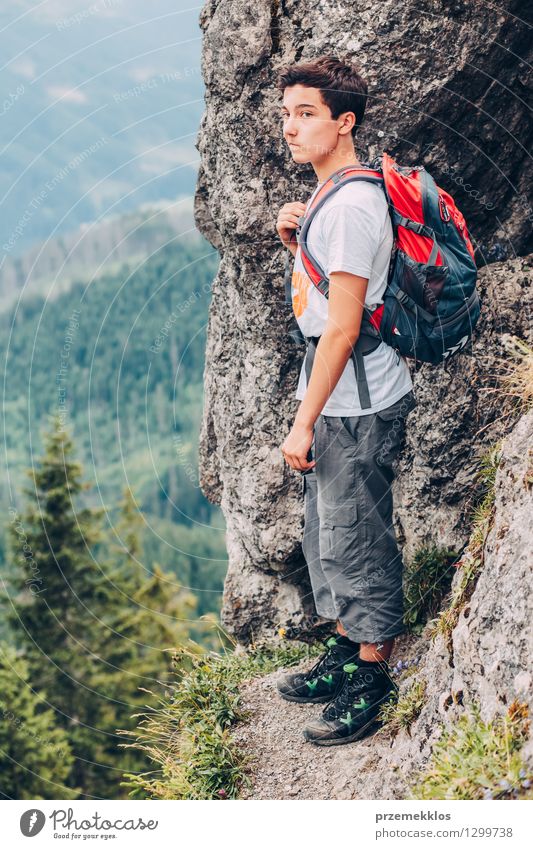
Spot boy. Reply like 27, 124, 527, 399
275, 55, 416, 745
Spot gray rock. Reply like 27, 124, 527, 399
356, 409, 533, 798
195, 0, 533, 642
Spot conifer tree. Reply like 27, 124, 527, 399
7, 416, 194, 798
0, 643, 76, 800
97, 486, 198, 779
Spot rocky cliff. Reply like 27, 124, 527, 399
195, 0, 532, 644
230, 405, 533, 799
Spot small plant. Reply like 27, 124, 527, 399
403, 545, 459, 633
390, 656, 421, 679
411, 701, 532, 800
119, 639, 317, 800
427, 554, 482, 644
379, 679, 426, 736
468, 442, 502, 557
498, 335, 533, 412
478, 334, 533, 420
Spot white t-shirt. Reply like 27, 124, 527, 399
292, 177, 413, 415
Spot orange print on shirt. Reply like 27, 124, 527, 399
292, 270, 311, 319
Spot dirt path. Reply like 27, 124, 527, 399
231, 635, 419, 799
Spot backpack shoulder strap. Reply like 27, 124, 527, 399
298, 165, 385, 298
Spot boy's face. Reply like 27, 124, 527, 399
281, 84, 353, 166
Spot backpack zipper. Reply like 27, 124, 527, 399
434, 288, 479, 328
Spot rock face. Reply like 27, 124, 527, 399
194, 0, 533, 642
230, 408, 533, 800
358, 407, 533, 799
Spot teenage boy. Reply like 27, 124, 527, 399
275, 55, 416, 745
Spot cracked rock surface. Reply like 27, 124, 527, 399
194, 0, 533, 644
231, 411, 533, 798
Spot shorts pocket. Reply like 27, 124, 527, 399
318, 497, 360, 562
322, 414, 359, 447
319, 496, 358, 529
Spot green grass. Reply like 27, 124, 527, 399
119, 638, 319, 800
411, 701, 533, 800
379, 679, 427, 736
403, 545, 459, 634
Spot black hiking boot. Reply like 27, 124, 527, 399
302, 659, 398, 745
276, 635, 360, 704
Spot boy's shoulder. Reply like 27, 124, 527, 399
324, 178, 386, 211
315, 180, 388, 228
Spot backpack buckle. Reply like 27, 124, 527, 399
392, 212, 433, 238
410, 221, 434, 237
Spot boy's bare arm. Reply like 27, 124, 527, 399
294, 270, 368, 428
281, 270, 368, 471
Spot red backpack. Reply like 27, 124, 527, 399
285, 151, 480, 408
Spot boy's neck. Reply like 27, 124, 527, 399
313, 149, 363, 185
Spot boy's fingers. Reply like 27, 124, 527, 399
280, 214, 300, 227
282, 202, 306, 215
284, 452, 315, 472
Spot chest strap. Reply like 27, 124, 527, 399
304, 329, 382, 410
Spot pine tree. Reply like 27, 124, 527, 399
8, 415, 120, 794
7, 416, 194, 798
97, 486, 199, 779
0, 643, 77, 800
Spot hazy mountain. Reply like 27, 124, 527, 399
0, 0, 204, 257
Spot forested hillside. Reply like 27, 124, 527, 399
0, 0, 228, 804
1, 233, 226, 629
0, 229, 228, 798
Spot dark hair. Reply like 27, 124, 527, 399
277, 54, 368, 138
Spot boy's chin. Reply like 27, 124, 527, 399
289, 147, 311, 162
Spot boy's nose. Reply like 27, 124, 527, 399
283, 116, 298, 135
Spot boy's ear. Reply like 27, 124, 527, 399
338, 112, 356, 135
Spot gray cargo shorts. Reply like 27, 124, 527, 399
301, 389, 417, 644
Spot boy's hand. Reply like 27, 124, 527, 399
276, 201, 307, 250
281, 421, 316, 473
